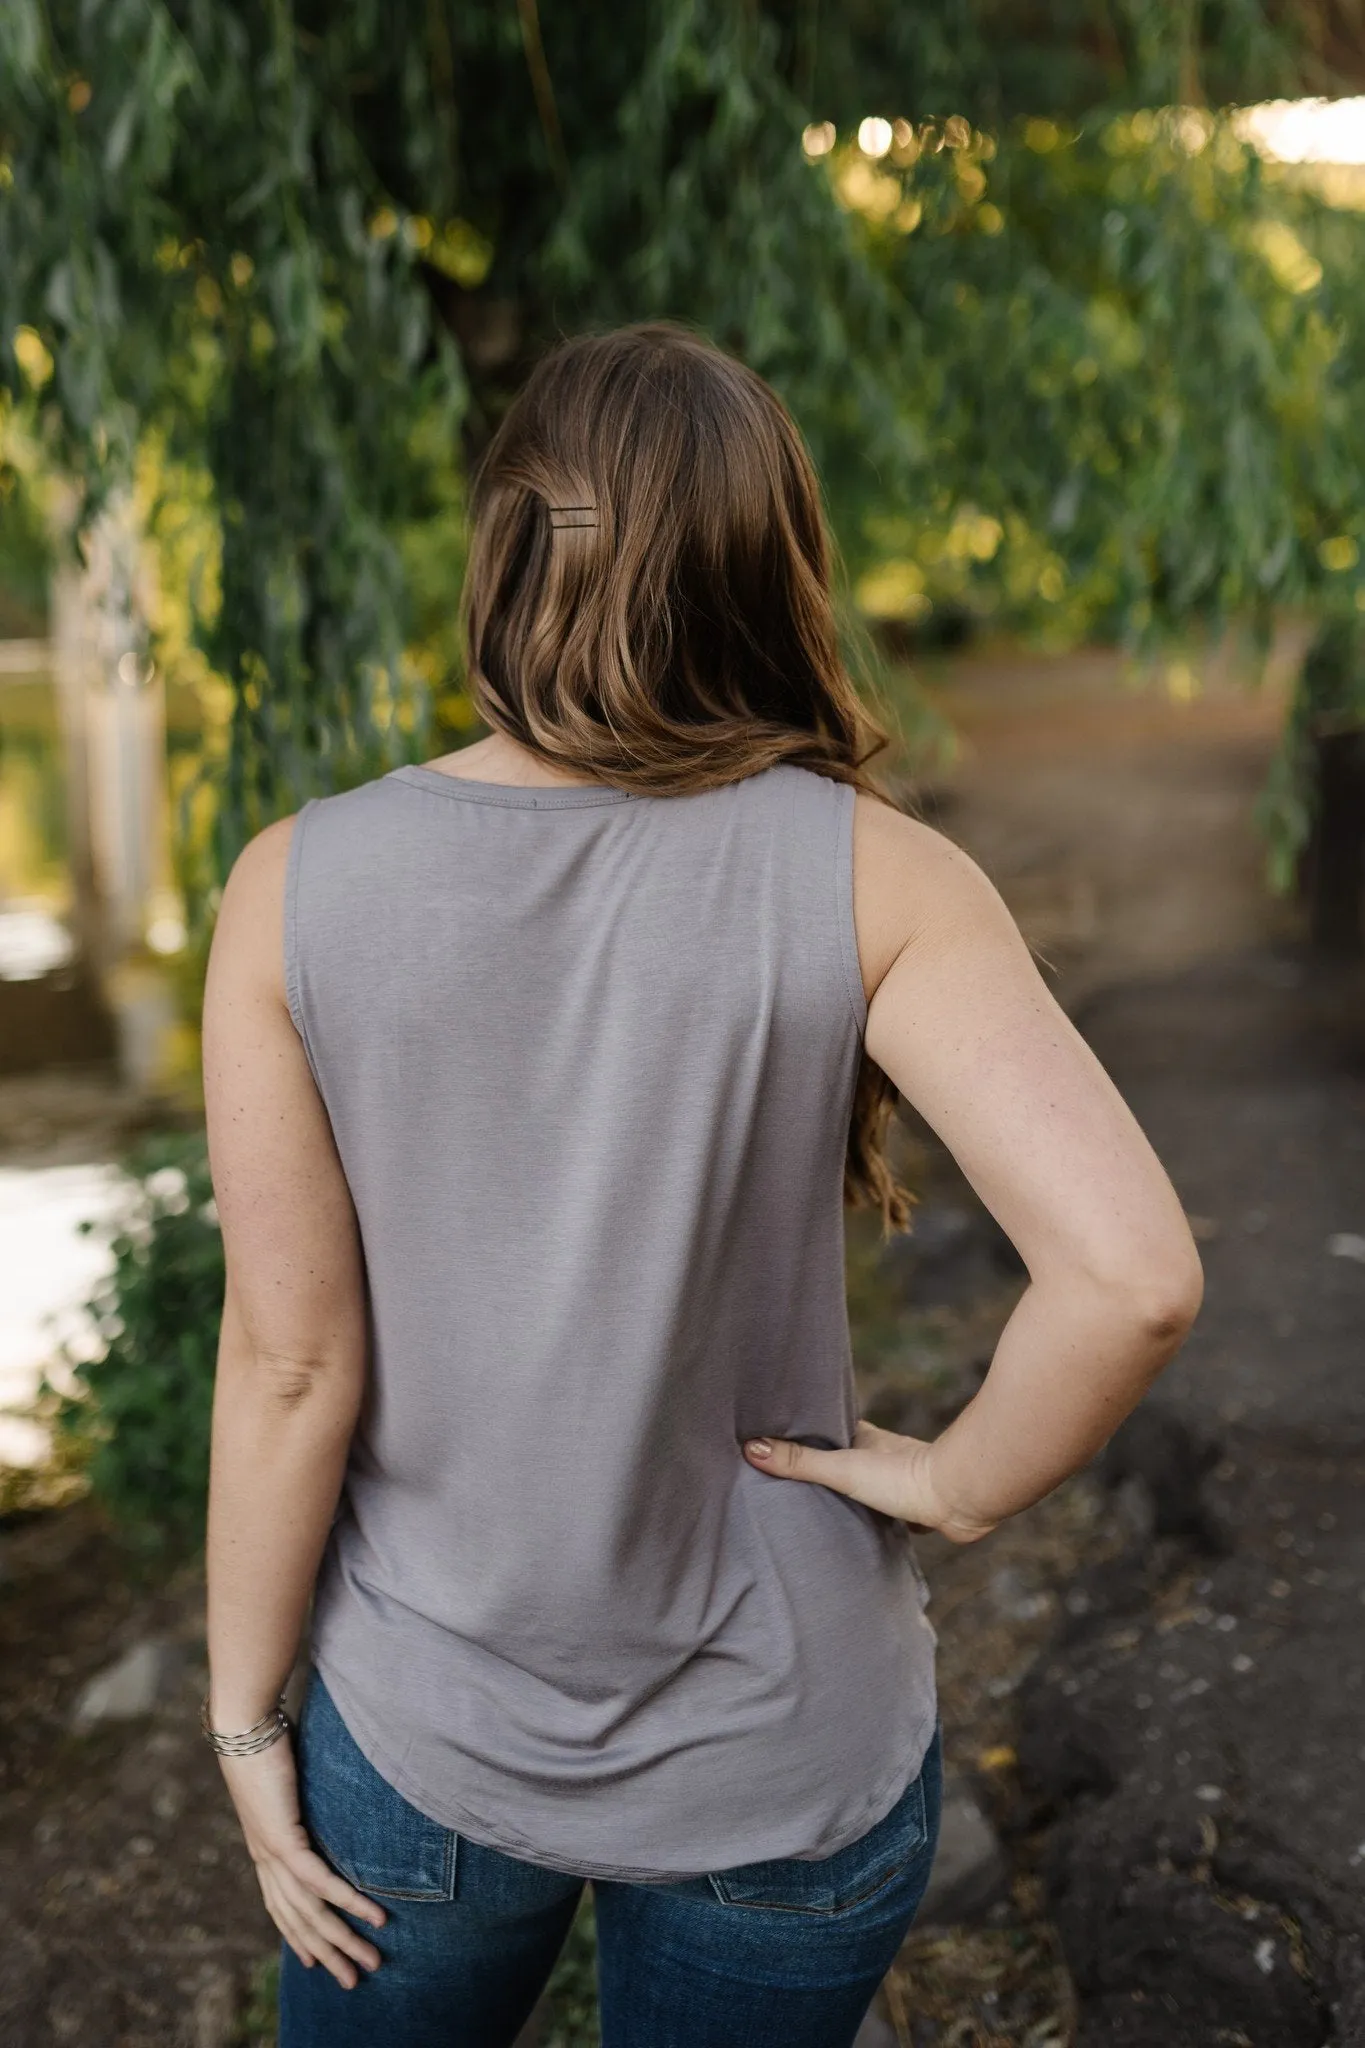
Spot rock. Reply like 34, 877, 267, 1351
1043, 1793, 1330, 2048
1017, 1434, 1365, 2043
1094, 1401, 1224, 1552
917, 1782, 1009, 1924
989, 1564, 1051, 1622
152, 1778, 184, 1821
189, 1962, 237, 2048
852, 2000, 899, 2047
70, 1638, 182, 1733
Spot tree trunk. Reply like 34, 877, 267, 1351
1303, 728, 1365, 955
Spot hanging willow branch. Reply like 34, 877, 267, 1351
517, 0, 570, 191
1, 0, 1364, 889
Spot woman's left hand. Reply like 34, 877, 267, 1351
743, 1418, 997, 1544
217, 1735, 388, 1990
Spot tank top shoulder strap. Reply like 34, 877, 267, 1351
751, 764, 867, 1037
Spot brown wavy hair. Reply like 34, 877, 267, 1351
463, 321, 910, 1230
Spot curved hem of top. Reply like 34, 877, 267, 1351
311, 1648, 940, 1887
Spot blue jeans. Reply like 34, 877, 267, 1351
280, 1666, 942, 2048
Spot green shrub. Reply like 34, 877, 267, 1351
540, 1894, 601, 2047
47, 1130, 224, 1556
231, 1954, 279, 2046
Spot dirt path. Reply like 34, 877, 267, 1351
919, 643, 1365, 2045
912, 640, 1301, 1006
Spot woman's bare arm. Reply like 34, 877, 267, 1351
744, 795, 1204, 1538
202, 817, 385, 1987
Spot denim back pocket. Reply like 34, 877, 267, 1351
296, 1667, 458, 1902
708, 1758, 931, 1915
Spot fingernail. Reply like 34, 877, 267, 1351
746, 1438, 773, 1459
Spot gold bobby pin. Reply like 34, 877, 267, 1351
548, 506, 597, 529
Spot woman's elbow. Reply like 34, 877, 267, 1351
1121, 1241, 1205, 1349
1064, 1234, 1204, 1349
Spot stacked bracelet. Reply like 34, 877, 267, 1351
200, 1692, 291, 1756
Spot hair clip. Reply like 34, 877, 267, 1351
548, 505, 597, 529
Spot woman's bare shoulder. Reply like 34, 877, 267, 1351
207, 814, 299, 1003
852, 790, 1019, 1005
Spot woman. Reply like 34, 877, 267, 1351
201, 323, 1203, 2048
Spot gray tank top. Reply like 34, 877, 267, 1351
286, 759, 937, 1882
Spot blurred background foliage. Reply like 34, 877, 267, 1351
2, 0, 1365, 890
42, 1132, 224, 1556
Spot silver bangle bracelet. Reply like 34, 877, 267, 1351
200, 1692, 291, 1756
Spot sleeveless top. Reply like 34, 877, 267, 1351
286, 759, 937, 1882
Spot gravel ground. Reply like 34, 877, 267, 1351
0, 1504, 276, 2047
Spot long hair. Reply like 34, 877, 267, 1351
463, 322, 910, 1230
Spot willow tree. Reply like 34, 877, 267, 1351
2, 0, 1363, 923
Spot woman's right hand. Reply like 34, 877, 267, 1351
743, 1419, 998, 1543
217, 1732, 387, 1989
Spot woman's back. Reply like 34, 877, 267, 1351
289, 757, 936, 1879
202, 326, 1200, 2035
